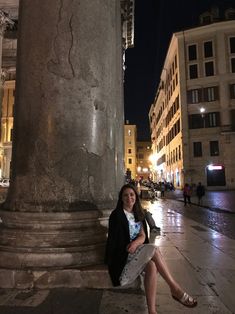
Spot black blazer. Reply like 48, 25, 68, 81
105, 208, 149, 286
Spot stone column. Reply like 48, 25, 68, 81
0, 0, 124, 271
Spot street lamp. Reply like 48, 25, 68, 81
200, 107, 205, 115
200, 107, 205, 127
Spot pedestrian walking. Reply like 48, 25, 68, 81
196, 182, 205, 205
160, 182, 165, 197
183, 183, 191, 206
105, 184, 197, 314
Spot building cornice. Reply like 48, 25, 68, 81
175, 19, 235, 39
121, 0, 135, 49
0, 9, 14, 35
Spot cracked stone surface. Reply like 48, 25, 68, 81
3, 0, 124, 212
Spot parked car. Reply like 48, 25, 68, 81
0, 178, 10, 187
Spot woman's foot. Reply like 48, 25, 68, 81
172, 292, 197, 308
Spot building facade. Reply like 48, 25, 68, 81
0, 6, 17, 179
124, 123, 137, 180
149, 11, 235, 190
136, 141, 152, 180
0, 79, 15, 178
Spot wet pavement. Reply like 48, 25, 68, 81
163, 190, 235, 240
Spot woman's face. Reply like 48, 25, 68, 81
122, 188, 136, 211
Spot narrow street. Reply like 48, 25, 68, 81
143, 189, 235, 240
154, 198, 235, 240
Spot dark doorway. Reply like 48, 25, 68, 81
206, 166, 226, 186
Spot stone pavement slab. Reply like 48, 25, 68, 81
0, 288, 103, 314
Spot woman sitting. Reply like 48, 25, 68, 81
105, 183, 197, 314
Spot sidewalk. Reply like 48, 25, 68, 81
166, 189, 235, 213
0, 199, 235, 313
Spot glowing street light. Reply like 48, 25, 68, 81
200, 107, 206, 127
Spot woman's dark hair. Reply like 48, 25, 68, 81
115, 184, 145, 221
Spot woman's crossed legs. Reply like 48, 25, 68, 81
144, 247, 197, 314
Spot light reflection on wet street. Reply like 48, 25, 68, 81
143, 198, 235, 240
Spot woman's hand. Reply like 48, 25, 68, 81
126, 226, 146, 254
126, 241, 138, 254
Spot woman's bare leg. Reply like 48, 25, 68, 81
144, 260, 158, 314
151, 248, 183, 297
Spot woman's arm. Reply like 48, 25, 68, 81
126, 226, 146, 254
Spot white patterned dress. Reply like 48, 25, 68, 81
119, 210, 156, 286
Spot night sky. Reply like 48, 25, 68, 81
124, 0, 235, 140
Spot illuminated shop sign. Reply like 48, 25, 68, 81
207, 165, 223, 171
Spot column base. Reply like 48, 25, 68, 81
0, 265, 112, 289
0, 210, 109, 269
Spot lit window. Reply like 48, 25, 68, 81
207, 112, 220, 127
128, 129, 131, 136
192, 89, 199, 103
204, 86, 218, 102
188, 89, 200, 104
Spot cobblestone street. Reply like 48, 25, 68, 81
160, 198, 235, 240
